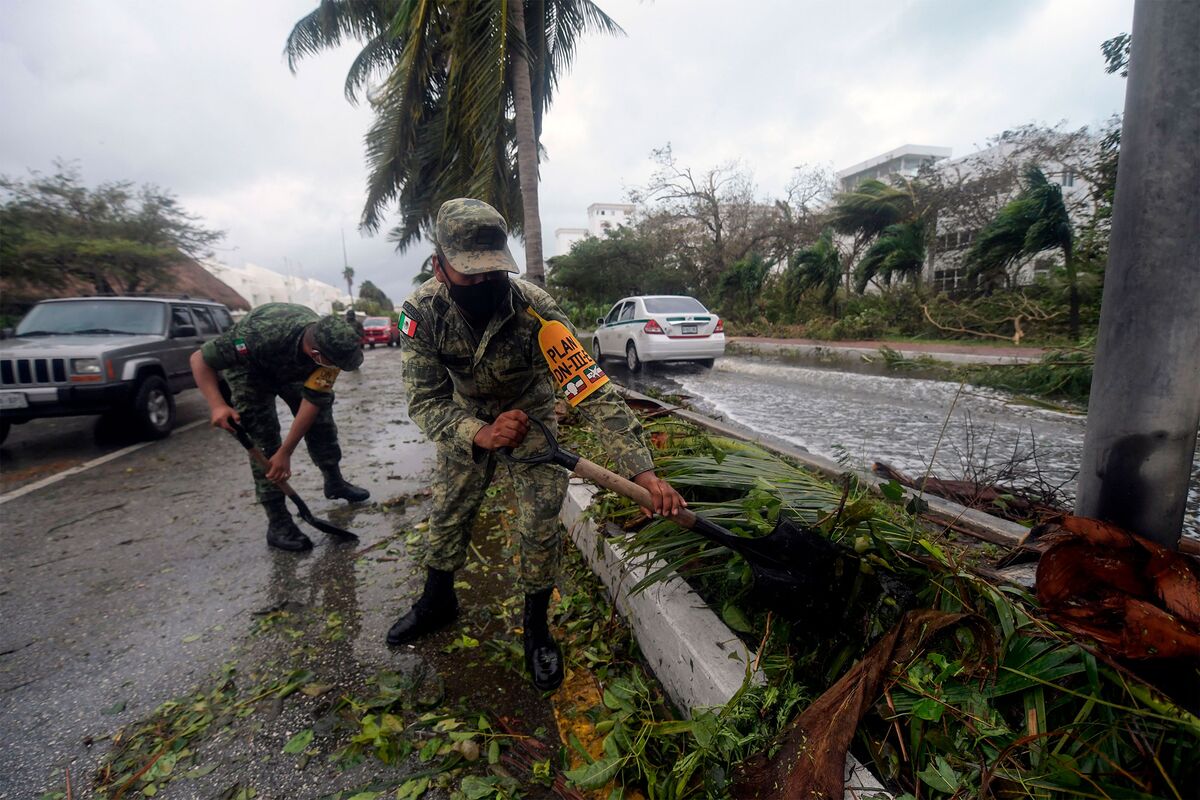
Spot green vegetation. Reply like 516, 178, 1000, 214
562, 413, 1199, 799
285, 0, 623, 283
0, 162, 223, 295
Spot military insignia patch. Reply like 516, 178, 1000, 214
234, 338, 248, 358
398, 312, 417, 337
564, 375, 587, 398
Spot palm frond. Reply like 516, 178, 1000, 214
854, 220, 926, 293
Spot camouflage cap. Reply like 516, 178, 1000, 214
435, 198, 520, 275
312, 316, 364, 371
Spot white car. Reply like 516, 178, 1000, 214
592, 295, 725, 371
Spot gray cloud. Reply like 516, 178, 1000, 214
1, 0, 1132, 306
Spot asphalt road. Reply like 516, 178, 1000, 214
0, 347, 439, 797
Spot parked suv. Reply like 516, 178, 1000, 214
362, 316, 399, 348
0, 296, 235, 444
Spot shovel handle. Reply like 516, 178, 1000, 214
500, 417, 739, 546
227, 420, 299, 498
571, 455, 699, 529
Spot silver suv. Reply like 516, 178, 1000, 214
0, 296, 235, 443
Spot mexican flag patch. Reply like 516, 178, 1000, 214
234, 338, 248, 357
398, 312, 418, 337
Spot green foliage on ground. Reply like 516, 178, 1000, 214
563, 415, 1199, 799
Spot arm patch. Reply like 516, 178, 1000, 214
304, 366, 340, 393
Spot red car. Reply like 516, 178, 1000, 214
362, 316, 399, 348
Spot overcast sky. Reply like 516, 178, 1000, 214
1, 0, 1132, 306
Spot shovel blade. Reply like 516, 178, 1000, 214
741, 518, 858, 623
289, 495, 358, 540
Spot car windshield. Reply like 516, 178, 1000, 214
364, 317, 389, 327
16, 300, 165, 336
642, 297, 707, 314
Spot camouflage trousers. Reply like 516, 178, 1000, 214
226, 374, 342, 505
425, 438, 569, 593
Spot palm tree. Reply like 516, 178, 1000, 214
829, 178, 927, 292
787, 228, 841, 308
343, 265, 355, 304
286, 0, 622, 285
854, 220, 926, 293
966, 165, 1078, 338
412, 254, 434, 285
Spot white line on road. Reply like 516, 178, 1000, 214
0, 419, 207, 506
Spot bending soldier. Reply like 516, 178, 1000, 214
189, 304, 371, 552
389, 198, 686, 692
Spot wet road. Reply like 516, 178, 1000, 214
0, 348, 434, 796
606, 353, 1200, 536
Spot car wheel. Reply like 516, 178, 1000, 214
0, 420, 9, 445
592, 338, 603, 362
696, 358, 715, 368
626, 342, 642, 372
369, 343, 376, 350
130, 375, 175, 440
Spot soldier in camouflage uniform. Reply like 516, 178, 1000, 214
389, 198, 686, 692
189, 304, 371, 552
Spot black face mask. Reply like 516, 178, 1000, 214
448, 277, 511, 321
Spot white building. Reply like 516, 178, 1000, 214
834, 137, 1095, 292
200, 261, 350, 314
836, 144, 953, 192
553, 202, 635, 256
924, 140, 1095, 292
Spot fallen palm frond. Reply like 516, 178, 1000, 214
561, 413, 1200, 799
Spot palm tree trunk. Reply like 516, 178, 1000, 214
1064, 243, 1080, 341
510, 1, 545, 286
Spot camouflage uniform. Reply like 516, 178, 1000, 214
201, 303, 349, 504
400, 278, 653, 591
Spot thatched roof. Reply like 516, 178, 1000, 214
1, 257, 250, 311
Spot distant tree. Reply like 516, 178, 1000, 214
357, 279, 393, 310
966, 165, 1079, 339
716, 254, 770, 321
787, 228, 842, 309
548, 226, 689, 305
854, 220, 927, 293
629, 144, 779, 293
342, 265, 355, 304
0, 163, 223, 293
830, 178, 929, 293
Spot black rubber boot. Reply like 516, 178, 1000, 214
322, 466, 370, 502
523, 587, 563, 692
264, 499, 313, 552
386, 568, 459, 645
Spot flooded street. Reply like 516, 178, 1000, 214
608, 352, 1200, 537
0, 349, 559, 797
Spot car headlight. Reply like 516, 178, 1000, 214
71, 358, 102, 374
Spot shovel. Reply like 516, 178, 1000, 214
504, 419, 856, 619
227, 419, 358, 540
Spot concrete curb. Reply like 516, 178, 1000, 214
729, 338, 1041, 367
559, 480, 892, 799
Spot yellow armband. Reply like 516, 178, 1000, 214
304, 366, 341, 393
527, 307, 609, 406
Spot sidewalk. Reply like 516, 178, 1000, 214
728, 336, 1046, 366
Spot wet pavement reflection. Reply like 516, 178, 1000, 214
604, 352, 1199, 536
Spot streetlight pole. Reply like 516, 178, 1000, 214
1076, 0, 1200, 548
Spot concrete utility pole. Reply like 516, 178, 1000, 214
1076, 0, 1200, 548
